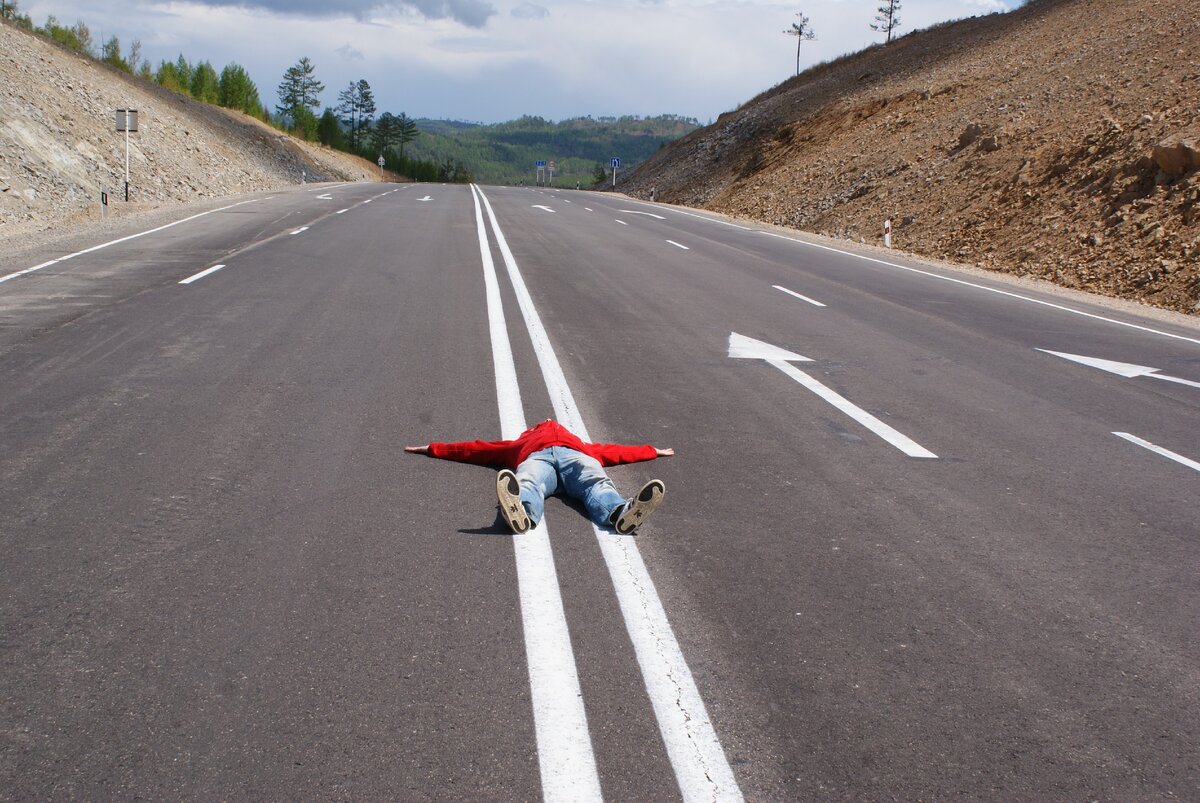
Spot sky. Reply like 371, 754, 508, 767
22, 0, 1020, 124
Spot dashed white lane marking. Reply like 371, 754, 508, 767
476, 185, 743, 803
1113, 432, 1200, 473
179, 264, 226, 284
584, 207, 594, 212
615, 219, 627, 225
0, 199, 258, 286
363, 199, 372, 204
289, 227, 309, 235
532, 205, 556, 213
336, 209, 349, 214
758, 231, 1200, 347
666, 240, 690, 250
469, 185, 602, 802
774, 285, 827, 307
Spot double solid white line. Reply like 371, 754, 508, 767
470, 185, 742, 802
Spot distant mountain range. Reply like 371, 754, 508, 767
405, 115, 700, 186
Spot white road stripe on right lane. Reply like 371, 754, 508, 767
774, 285, 826, 307
1113, 432, 1200, 473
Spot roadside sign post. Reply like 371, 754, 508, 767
377, 154, 385, 178
536, 160, 546, 186
115, 108, 138, 202
548, 160, 555, 187
611, 157, 621, 188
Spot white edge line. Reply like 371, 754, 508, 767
773, 285, 827, 307
758, 230, 1200, 347
666, 240, 690, 251
1113, 432, 1200, 472
179, 264, 227, 285
768, 359, 937, 458
469, 185, 602, 802
0, 199, 258, 285
476, 185, 743, 803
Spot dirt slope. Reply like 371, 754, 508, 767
0, 20, 381, 241
624, 0, 1200, 315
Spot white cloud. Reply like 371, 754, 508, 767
23, 0, 1022, 123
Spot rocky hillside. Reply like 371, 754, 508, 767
623, 0, 1200, 315
0, 20, 381, 242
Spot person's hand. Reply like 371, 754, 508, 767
656, 447, 675, 457
405, 445, 430, 455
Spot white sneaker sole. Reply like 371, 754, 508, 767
615, 479, 665, 534
496, 470, 530, 534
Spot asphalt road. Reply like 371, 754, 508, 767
1, 182, 1197, 800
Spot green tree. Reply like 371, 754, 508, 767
373, 111, 397, 155
101, 36, 131, 72
317, 107, 346, 149
336, 79, 376, 152
291, 105, 319, 141
395, 112, 419, 160
0, 1, 18, 20
218, 63, 262, 116
155, 58, 186, 93
277, 56, 324, 119
190, 61, 220, 103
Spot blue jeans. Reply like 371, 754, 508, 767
515, 447, 626, 527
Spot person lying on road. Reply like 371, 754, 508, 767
405, 419, 673, 534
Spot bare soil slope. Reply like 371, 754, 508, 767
0, 20, 381, 241
624, 0, 1200, 315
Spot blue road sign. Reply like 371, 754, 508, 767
610, 158, 621, 168
536, 160, 547, 167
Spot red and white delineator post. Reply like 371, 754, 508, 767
884, 219, 892, 248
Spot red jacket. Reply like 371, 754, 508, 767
427, 419, 658, 469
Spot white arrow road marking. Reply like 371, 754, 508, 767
289, 227, 308, 235
476, 185, 743, 803
179, 264, 226, 284
620, 210, 666, 219
532, 205, 556, 213
774, 285, 827, 307
470, 186, 601, 801
316, 193, 333, 199
1113, 432, 1200, 473
666, 240, 690, 250
728, 332, 811, 361
417, 195, 433, 202
729, 332, 937, 458
1038, 350, 1200, 389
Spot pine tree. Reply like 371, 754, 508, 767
276, 57, 324, 119
218, 63, 262, 116
870, 0, 901, 43
190, 61, 220, 104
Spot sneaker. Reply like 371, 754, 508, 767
614, 479, 666, 534
496, 469, 530, 534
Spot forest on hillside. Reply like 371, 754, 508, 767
406, 115, 700, 186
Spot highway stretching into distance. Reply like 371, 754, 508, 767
1, 182, 1197, 800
